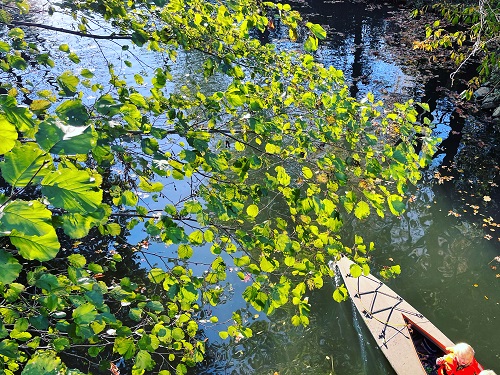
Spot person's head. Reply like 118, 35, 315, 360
453, 343, 475, 366
479, 371, 497, 375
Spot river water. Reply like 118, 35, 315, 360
14, 0, 500, 374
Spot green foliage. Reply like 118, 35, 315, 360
413, 0, 500, 93
0, 0, 438, 372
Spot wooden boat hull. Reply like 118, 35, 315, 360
333, 256, 455, 375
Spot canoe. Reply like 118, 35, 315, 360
333, 256, 456, 375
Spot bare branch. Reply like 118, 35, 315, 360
10, 20, 132, 40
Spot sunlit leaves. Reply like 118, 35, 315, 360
246, 204, 259, 218
114, 337, 136, 359
388, 195, 406, 216
21, 351, 62, 375
304, 36, 319, 52
0, 143, 52, 187
380, 264, 401, 279
354, 201, 370, 220
0, 116, 17, 154
41, 168, 102, 213
36, 118, 96, 155
57, 71, 80, 96
139, 177, 163, 192
0, 250, 22, 284
178, 244, 193, 259
333, 285, 348, 303
306, 22, 326, 39
0, 200, 60, 261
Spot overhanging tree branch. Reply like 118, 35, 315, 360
10, 20, 132, 40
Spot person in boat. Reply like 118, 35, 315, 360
436, 343, 484, 375
479, 371, 497, 375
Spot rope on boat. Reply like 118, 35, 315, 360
344, 267, 425, 346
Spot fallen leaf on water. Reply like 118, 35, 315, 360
496, 274, 500, 278
484, 296, 489, 300
473, 284, 479, 287
483, 195, 491, 202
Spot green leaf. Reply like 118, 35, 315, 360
30, 99, 52, 112
22, 351, 62, 374
36, 118, 96, 155
135, 350, 155, 371
0, 116, 18, 154
226, 89, 245, 107
0, 143, 52, 187
57, 71, 80, 96
246, 204, 259, 218
72, 303, 98, 324
388, 195, 406, 215
0, 339, 18, 358
304, 36, 318, 52
146, 300, 164, 312
188, 230, 203, 245
0, 250, 22, 284
172, 327, 185, 341
114, 337, 137, 359
219, 331, 228, 339
41, 168, 102, 213
52, 337, 70, 351
129, 307, 143, 322
129, 93, 148, 108
0, 200, 60, 261
333, 285, 348, 302
9, 230, 61, 261
67, 253, 86, 268
306, 22, 327, 39
80, 69, 94, 78
349, 263, 362, 278
61, 212, 101, 239
0, 95, 36, 134
55, 99, 89, 125
139, 176, 164, 192
354, 201, 370, 220
178, 244, 193, 259
302, 166, 313, 179
260, 256, 277, 272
